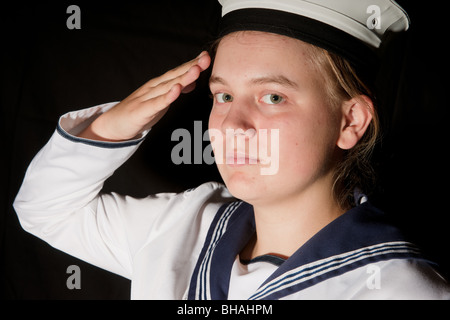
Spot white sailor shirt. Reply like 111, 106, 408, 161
13, 103, 450, 300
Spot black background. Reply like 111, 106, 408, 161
1, 1, 449, 299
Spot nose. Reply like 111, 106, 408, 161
220, 100, 256, 137
219, 100, 258, 161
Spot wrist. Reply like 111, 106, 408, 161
78, 114, 124, 142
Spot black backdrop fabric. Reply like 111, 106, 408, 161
1, 1, 449, 299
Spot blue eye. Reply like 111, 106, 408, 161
261, 94, 284, 105
215, 93, 234, 103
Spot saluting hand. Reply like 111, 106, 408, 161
79, 51, 211, 142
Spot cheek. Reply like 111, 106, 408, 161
277, 111, 339, 176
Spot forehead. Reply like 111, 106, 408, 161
220, 30, 298, 46
212, 31, 317, 81
217, 31, 309, 56
216, 31, 312, 57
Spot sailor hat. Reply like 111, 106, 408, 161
218, 0, 410, 70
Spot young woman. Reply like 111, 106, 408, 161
14, 0, 450, 299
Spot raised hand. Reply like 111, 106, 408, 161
79, 51, 211, 142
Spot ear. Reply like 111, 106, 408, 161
336, 95, 374, 150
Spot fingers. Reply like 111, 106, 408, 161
113, 83, 182, 135
81, 52, 211, 142
137, 52, 210, 103
197, 52, 211, 71
144, 51, 210, 90
111, 52, 210, 138
137, 64, 202, 103
165, 83, 183, 106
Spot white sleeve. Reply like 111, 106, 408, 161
13, 102, 226, 280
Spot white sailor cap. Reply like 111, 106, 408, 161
218, 0, 410, 70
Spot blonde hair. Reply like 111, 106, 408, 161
304, 45, 380, 210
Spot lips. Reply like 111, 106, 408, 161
225, 152, 259, 165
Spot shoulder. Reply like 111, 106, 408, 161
363, 259, 450, 300
179, 182, 234, 211
155, 181, 234, 222
283, 258, 450, 300
105, 181, 234, 226
278, 200, 450, 300
338, 258, 450, 300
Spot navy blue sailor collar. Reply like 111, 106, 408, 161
188, 199, 423, 300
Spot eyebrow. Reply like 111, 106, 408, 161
209, 74, 299, 90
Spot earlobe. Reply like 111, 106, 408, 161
336, 95, 373, 150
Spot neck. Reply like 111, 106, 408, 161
241, 176, 345, 260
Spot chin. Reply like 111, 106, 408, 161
220, 168, 268, 204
